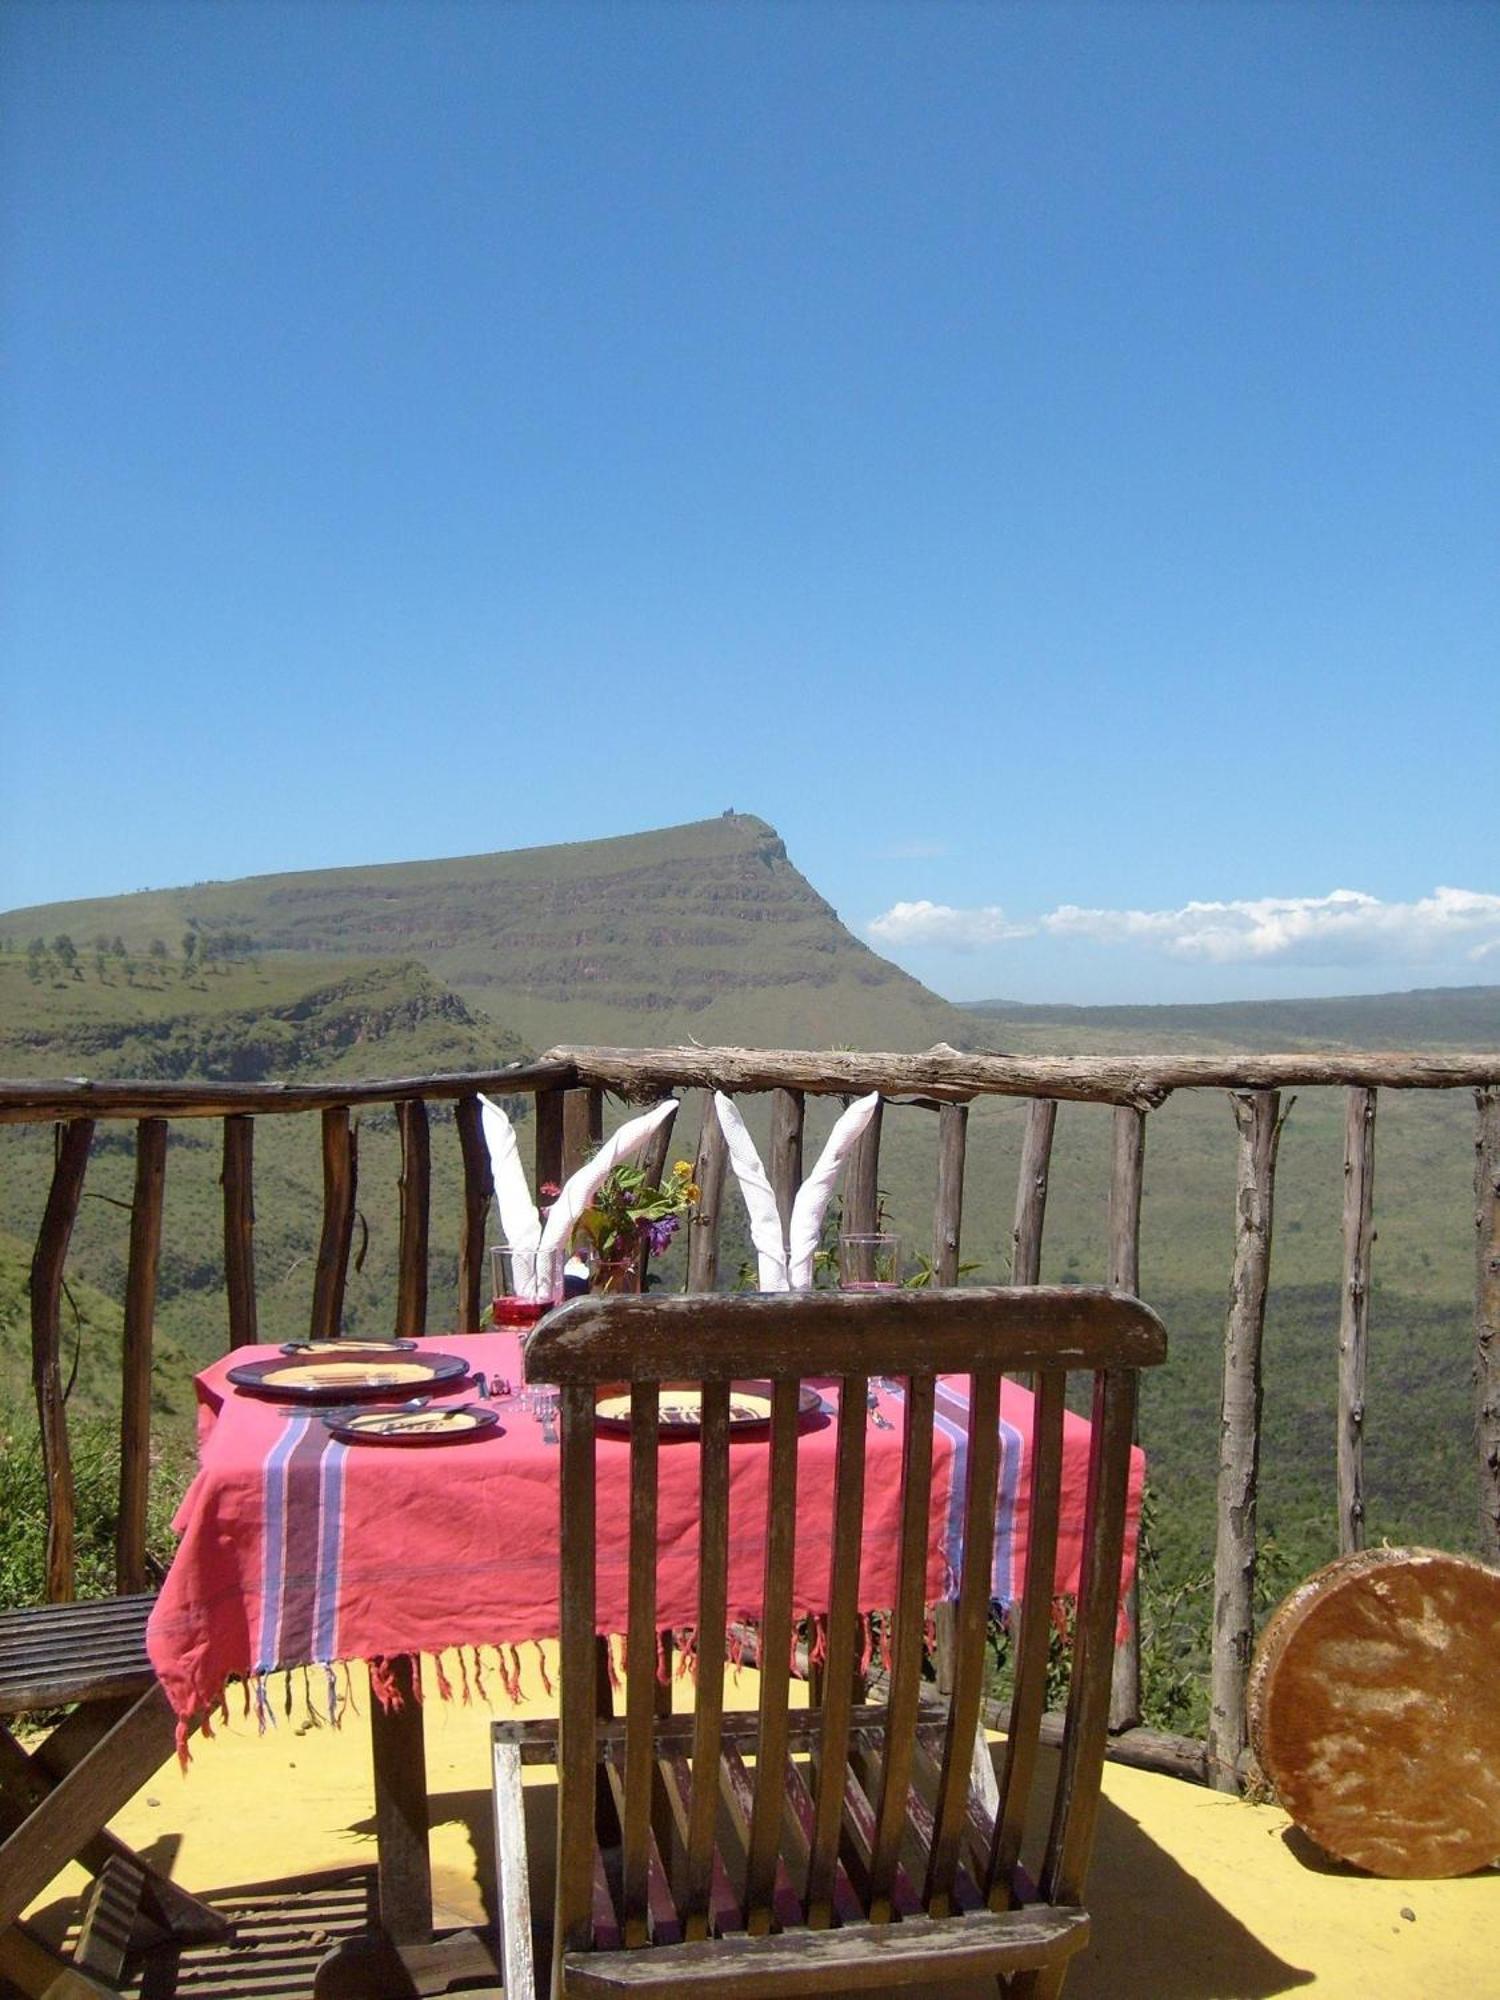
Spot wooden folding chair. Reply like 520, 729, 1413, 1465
492, 1285, 1165, 2000
0, 1594, 229, 1999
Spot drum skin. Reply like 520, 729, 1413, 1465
1248, 1547, 1500, 1878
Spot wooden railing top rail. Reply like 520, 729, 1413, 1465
2, 1041, 1498, 1125
0, 1059, 578, 1124
551, 1041, 1500, 1108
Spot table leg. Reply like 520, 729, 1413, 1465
369, 1655, 432, 1946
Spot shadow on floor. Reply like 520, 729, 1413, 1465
22, 1782, 1311, 2000
1068, 1791, 1314, 1999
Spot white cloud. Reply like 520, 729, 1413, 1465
866, 886, 1500, 965
1041, 887, 1500, 965
866, 900, 1032, 950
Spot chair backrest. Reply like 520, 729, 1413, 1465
524, 1285, 1165, 1968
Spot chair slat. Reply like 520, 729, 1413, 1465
743, 1376, 801, 1935
1038, 1368, 1139, 1909
986, 1367, 1066, 1908
805, 1375, 867, 1927
622, 1383, 661, 1946
661, 1752, 744, 1937
838, 1750, 922, 1918
605, 1764, 682, 1945
683, 1381, 731, 1940
867, 1371, 936, 1921
907, 1736, 985, 1913
783, 1755, 863, 1928
925, 1368, 1002, 1914
723, 1746, 803, 1933
556, 1382, 600, 1971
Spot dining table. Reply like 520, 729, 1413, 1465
146, 1328, 1144, 1970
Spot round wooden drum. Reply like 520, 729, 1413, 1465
1249, 1547, 1500, 1877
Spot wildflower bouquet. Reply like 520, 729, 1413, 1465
571, 1157, 700, 1274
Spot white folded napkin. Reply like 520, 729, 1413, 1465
537, 1100, 680, 1261
714, 1093, 790, 1292
479, 1095, 545, 1298
479, 1095, 677, 1298
714, 1090, 881, 1291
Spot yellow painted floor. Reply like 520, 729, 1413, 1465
22, 1655, 1498, 2000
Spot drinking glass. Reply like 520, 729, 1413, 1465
489, 1243, 565, 1329
838, 1233, 902, 1291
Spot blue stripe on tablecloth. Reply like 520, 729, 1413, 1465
255, 1415, 313, 1676
904, 1376, 1028, 1610
312, 1436, 349, 1664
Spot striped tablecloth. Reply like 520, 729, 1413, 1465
147, 1332, 1142, 1734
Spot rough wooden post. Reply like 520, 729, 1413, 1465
1108, 1104, 1147, 1730
563, 1086, 604, 1179
534, 1087, 565, 1197
30, 1119, 94, 1602
843, 1098, 884, 1238
1010, 1099, 1057, 1285
1208, 1089, 1284, 1791
117, 1118, 166, 1594
687, 1096, 729, 1293
221, 1115, 257, 1349
1475, 1087, 1500, 1562
455, 1094, 494, 1332
637, 1099, 679, 1288
932, 1102, 968, 1285
929, 1099, 971, 1692
769, 1088, 805, 1239
396, 1097, 431, 1337
1338, 1086, 1377, 1555
310, 1106, 357, 1341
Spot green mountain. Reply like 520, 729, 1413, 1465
958, 984, 1500, 1052
0, 814, 960, 1052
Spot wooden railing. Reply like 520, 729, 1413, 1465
4, 1040, 1498, 1794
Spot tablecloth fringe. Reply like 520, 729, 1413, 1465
171, 1599, 1071, 1769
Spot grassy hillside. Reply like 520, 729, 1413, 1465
958, 984, 1500, 1052
0, 952, 531, 1402
0, 815, 960, 1051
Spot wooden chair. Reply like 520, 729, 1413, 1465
0, 1595, 229, 1998
492, 1285, 1165, 2000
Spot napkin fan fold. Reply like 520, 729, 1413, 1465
714, 1090, 881, 1291
478, 1095, 678, 1299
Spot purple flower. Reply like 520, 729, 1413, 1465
645, 1216, 679, 1256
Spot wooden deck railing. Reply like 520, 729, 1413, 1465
4, 1041, 1498, 1794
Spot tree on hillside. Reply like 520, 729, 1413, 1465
51, 933, 80, 980
26, 937, 46, 983
181, 928, 198, 977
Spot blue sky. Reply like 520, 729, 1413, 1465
3, 0, 1496, 1004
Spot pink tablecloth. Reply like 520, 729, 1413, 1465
147, 1333, 1142, 1730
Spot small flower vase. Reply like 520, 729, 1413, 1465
591, 1255, 642, 1296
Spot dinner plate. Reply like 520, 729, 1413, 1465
279, 1338, 418, 1355
592, 1381, 824, 1438
226, 1350, 473, 1403
321, 1403, 500, 1445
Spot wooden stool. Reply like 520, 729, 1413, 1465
1249, 1547, 1500, 1878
